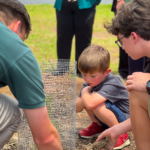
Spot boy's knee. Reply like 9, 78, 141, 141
76, 97, 85, 112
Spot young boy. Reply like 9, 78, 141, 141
76, 44, 130, 149
97, 0, 150, 150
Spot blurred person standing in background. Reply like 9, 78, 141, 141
53, 0, 101, 77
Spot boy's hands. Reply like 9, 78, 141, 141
81, 86, 107, 110
126, 72, 150, 92
82, 86, 92, 94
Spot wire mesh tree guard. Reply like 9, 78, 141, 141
4, 60, 77, 150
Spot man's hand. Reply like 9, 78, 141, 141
96, 127, 119, 150
126, 72, 150, 92
116, 0, 125, 10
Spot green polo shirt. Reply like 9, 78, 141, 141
0, 21, 46, 109
54, 0, 101, 11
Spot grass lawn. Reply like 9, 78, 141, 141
25, 4, 119, 75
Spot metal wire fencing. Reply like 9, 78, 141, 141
17, 60, 77, 150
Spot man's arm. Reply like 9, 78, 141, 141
23, 106, 62, 150
81, 86, 107, 110
96, 118, 132, 150
126, 72, 150, 93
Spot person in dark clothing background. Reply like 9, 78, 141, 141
53, 0, 101, 77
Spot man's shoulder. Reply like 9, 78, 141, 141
0, 21, 32, 81
0, 21, 30, 55
0, 21, 31, 65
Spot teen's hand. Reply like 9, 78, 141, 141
97, 119, 132, 150
116, 0, 125, 10
96, 127, 119, 150
126, 72, 150, 92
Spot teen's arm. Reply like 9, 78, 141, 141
116, 0, 125, 10
126, 72, 150, 93
81, 86, 107, 110
96, 118, 132, 150
23, 106, 62, 150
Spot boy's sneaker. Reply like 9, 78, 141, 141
79, 122, 105, 139
113, 133, 130, 149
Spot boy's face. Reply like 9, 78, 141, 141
117, 33, 144, 60
82, 70, 110, 87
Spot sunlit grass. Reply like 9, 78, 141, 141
25, 4, 119, 74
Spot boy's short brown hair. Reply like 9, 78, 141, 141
78, 44, 110, 74
0, 0, 31, 39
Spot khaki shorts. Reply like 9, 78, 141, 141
148, 98, 150, 118
0, 94, 22, 149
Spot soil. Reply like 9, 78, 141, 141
0, 78, 136, 150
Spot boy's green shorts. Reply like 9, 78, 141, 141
148, 98, 150, 118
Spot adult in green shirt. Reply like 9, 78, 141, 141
52, 0, 101, 77
0, 0, 62, 149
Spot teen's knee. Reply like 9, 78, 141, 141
129, 90, 149, 110
76, 97, 84, 112
129, 90, 139, 105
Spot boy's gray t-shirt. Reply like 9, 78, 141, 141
79, 73, 129, 119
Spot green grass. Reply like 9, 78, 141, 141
25, 4, 119, 75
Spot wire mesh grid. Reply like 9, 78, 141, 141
17, 60, 77, 150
